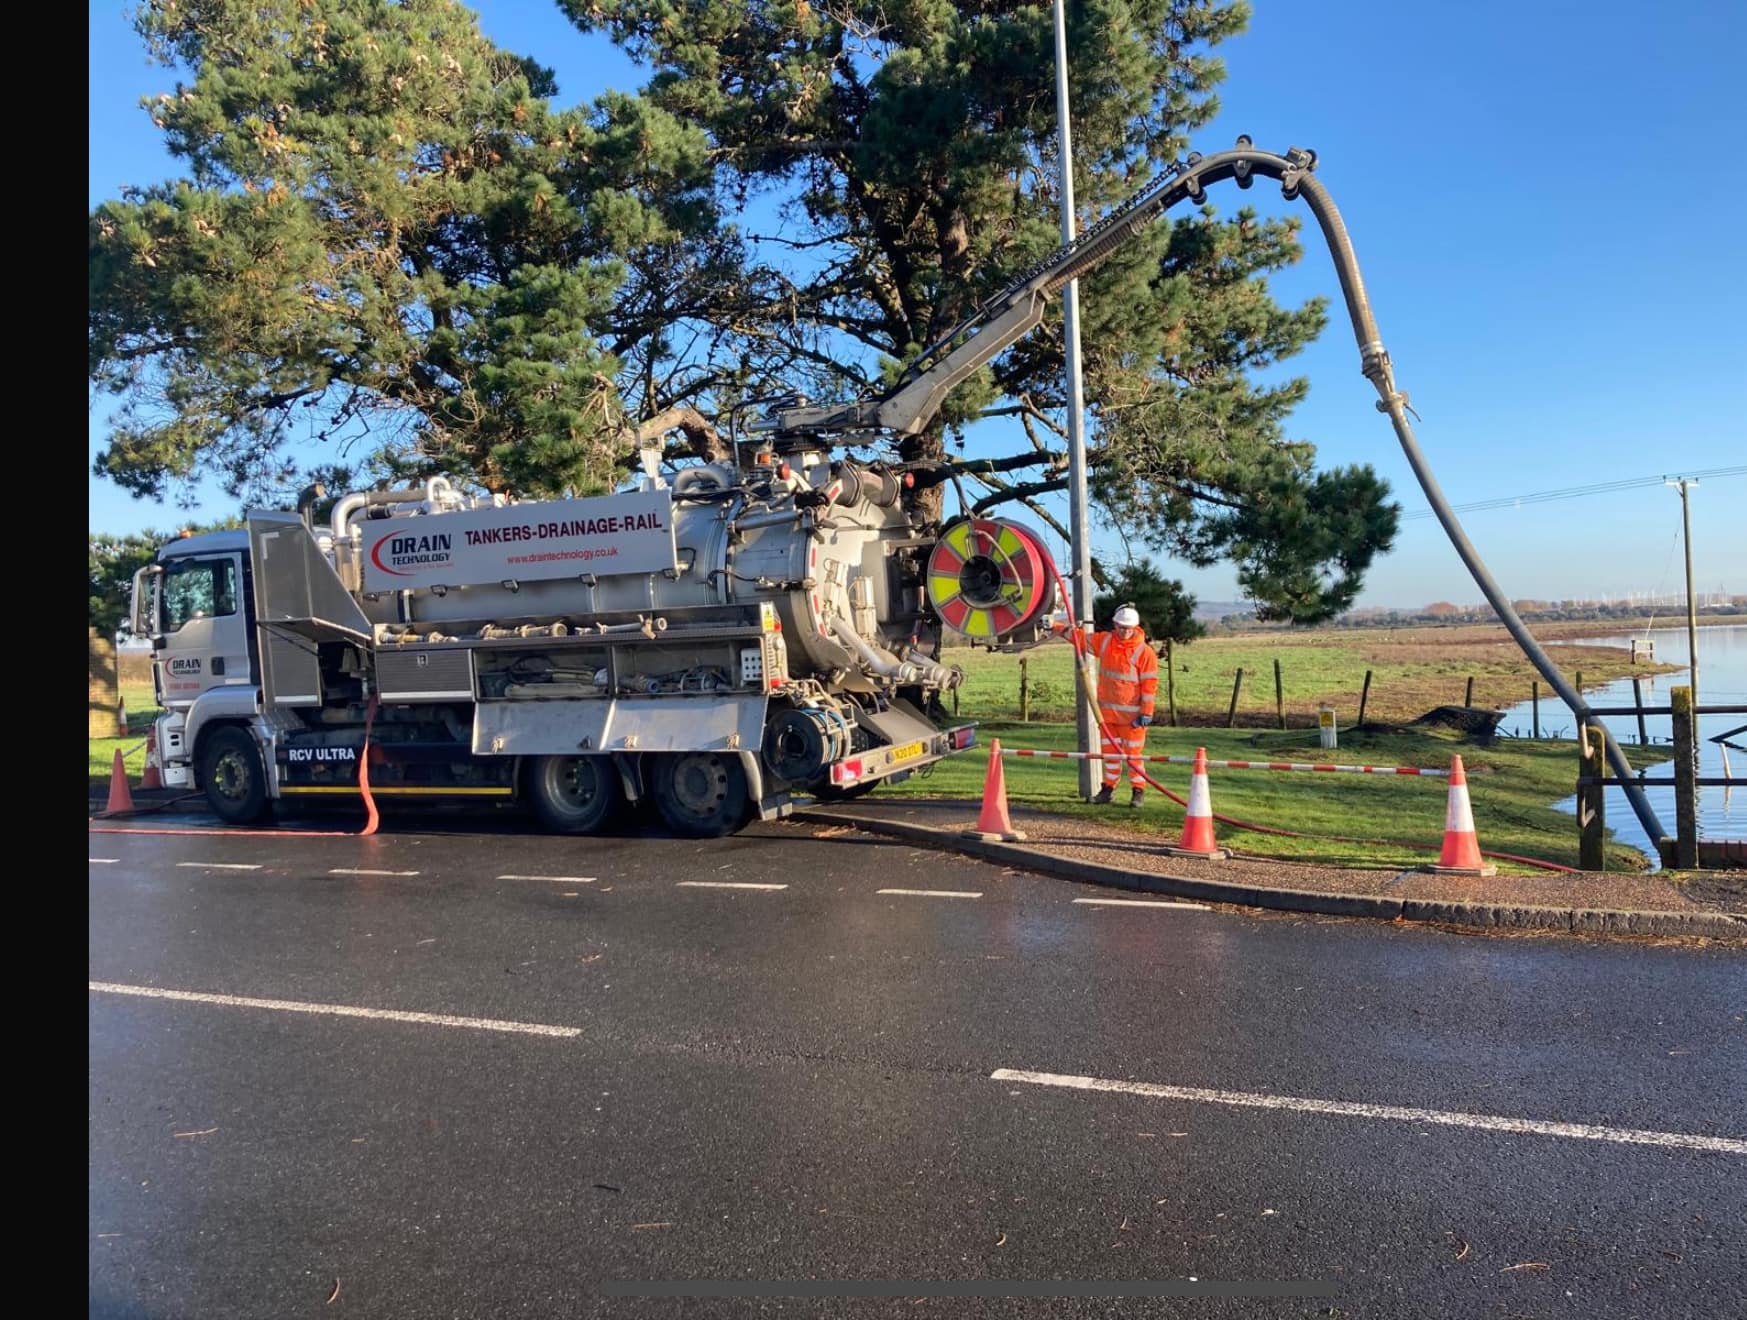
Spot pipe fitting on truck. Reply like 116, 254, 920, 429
829, 617, 958, 688
330, 485, 434, 544
833, 460, 903, 509
672, 464, 737, 497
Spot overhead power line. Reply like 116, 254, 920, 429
1400, 465, 1746, 520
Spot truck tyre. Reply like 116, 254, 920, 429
199, 725, 270, 825
651, 753, 750, 838
526, 755, 623, 835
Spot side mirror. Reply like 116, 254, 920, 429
128, 565, 160, 638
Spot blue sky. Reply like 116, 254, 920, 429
88, 1, 1746, 608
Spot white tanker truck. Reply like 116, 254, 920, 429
131, 454, 1059, 836
134, 140, 1460, 841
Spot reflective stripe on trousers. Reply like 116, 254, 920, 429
1099, 718, 1149, 788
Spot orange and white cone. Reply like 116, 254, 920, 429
140, 727, 164, 791
964, 738, 1026, 842
99, 748, 136, 817
1165, 747, 1229, 860
1425, 754, 1497, 876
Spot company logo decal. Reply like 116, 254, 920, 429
370, 531, 455, 577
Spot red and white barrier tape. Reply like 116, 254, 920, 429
1000, 748, 1448, 777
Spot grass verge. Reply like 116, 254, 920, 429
880, 721, 1667, 873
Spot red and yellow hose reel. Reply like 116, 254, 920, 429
925, 517, 1056, 639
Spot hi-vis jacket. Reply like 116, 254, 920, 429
1087, 629, 1160, 719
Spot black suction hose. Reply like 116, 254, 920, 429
1293, 171, 1667, 847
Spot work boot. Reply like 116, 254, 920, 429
1092, 785, 1114, 805
1130, 788, 1145, 809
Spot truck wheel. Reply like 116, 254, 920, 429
199, 725, 270, 825
651, 753, 750, 838
526, 755, 623, 835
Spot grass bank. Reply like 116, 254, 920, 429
880, 722, 1666, 873
88, 682, 161, 791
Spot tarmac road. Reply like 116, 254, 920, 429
88, 815, 1747, 1318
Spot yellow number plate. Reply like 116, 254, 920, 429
888, 740, 926, 764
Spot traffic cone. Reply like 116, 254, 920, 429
964, 738, 1026, 842
1165, 746, 1229, 860
140, 727, 164, 791
100, 748, 136, 817
1425, 754, 1497, 876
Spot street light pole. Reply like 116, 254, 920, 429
1665, 477, 1700, 710
1052, 0, 1098, 801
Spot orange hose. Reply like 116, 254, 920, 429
89, 697, 381, 839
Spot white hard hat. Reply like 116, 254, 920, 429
1113, 604, 1140, 627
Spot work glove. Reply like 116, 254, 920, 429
1133, 714, 1153, 728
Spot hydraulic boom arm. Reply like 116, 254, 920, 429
763, 139, 1322, 441
763, 135, 1672, 849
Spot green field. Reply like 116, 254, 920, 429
913, 635, 1672, 870
942, 627, 1667, 729
881, 721, 1665, 872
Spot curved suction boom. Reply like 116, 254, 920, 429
768, 137, 1667, 846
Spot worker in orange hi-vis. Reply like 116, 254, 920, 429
1055, 603, 1160, 807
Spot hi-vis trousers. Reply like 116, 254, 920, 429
1099, 715, 1148, 788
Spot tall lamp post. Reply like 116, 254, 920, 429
1052, 0, 1098, 800
1664, 476, 1700, 710
1665, 477, 1701, 791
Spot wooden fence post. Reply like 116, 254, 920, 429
1531, 681, 1540, 739
1165, 638, 1178, 727
1357, 670, 1373, 729
1632, 677, 1648, 746
1018, 657, 1030, 722
1274, 658, 1286, 730
1578, 722, 1607, 871
1226, 668, 1244, 729
1671, 685, 1699, 869
1464, 675, 1475, 707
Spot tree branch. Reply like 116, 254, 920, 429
943, 451, 1064, 477
632, 405, 726, 462
973, 475, 1068, 512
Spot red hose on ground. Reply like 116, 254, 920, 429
90, 698, 381, 839
1047, 567, 1574, 874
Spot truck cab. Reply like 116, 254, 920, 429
130, 530, 266, 808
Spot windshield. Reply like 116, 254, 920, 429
160, 557, 237, 633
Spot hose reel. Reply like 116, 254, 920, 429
924, 517, 1055, 639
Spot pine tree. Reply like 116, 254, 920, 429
91, 0, 1399, 623
563, 0, 1397, 621
89, 0, 726, 507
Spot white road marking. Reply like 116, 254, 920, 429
990, 1069, 1747, 1156
176, 862, 262, 871
677, 881, 788, 890
88, 982, 579, 1039
328, 868, 420, 877
89, 858, 118, 864
878, 888, 982, 899
498, 874, 595, 883
1073, 898, 1209, 911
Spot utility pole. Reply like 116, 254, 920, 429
1052, 0, 1098, 800
1664, 477, 1700, 711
